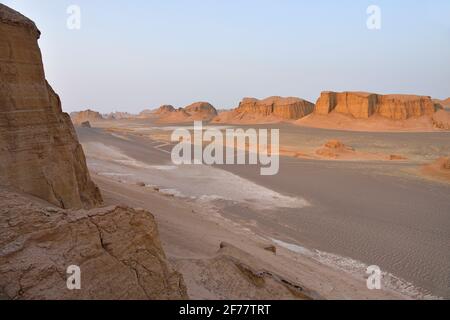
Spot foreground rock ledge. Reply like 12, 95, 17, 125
0, 187, 188, 300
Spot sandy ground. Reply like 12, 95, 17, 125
76, 122, 450, 299
93, 175, 406, 300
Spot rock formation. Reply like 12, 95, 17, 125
173, 242, 320, 300
0, 187, 188, 300
80, 121, 92, 128
144, 102, 218, 123
213, 96, 315, 124
0, 4, 188, 300
0, 4, 102, 209
432, 110, 450, 130
315, 91, 439, 120
316, 140, 355, 159
183, 102, 218, 120
237, 97, 315, 119
104, 112, 134, 120
71, 109, 104, 125
153, 105, 176, 115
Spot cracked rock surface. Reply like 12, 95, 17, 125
0, 187, 188, 300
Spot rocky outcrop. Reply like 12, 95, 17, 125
184, 102, 218, 120
153, 105, 176, 115
0, 4, 102, 209
80, 121, 91, 128
213, 96, 315, 124
148, 102, 218, 123
71, 109, 104, 125
315, 91, 439, 120
173, 242, 320, 300
316, 140, 355, 159
236, 97, 315, 120
0, 187, 188, 300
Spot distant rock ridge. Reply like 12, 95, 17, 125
315, 91, 440, 120
153, 105, 176, 115
0, 4, 102, 208
141, 102, 218, 122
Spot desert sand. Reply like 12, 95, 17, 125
75, 121, 450, 299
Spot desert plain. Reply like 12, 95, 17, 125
74, 112, 450, 299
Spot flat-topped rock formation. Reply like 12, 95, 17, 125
0, 187, 188, 300
213, 96, 315, 124
0, 4, 102, 208
315, 91, 439, 120
71, 109, 104, 125
238, 96, 315, 119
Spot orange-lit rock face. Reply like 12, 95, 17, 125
316, 91, 438, 120
0, 5, 102, 208
236, 96, 315, 120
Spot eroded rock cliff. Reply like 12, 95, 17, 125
315, 91, 439, 120
0, 4, 102, 208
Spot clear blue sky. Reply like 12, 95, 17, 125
3, 0, 450, 113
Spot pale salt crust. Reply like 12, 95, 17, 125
83, 142, 309, 211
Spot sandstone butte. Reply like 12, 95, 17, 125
238, 97, 315, 119
315, 91, 441, 120
70, 109, 104, 125
213, 96, 315, 123
0, 4, 188, 300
